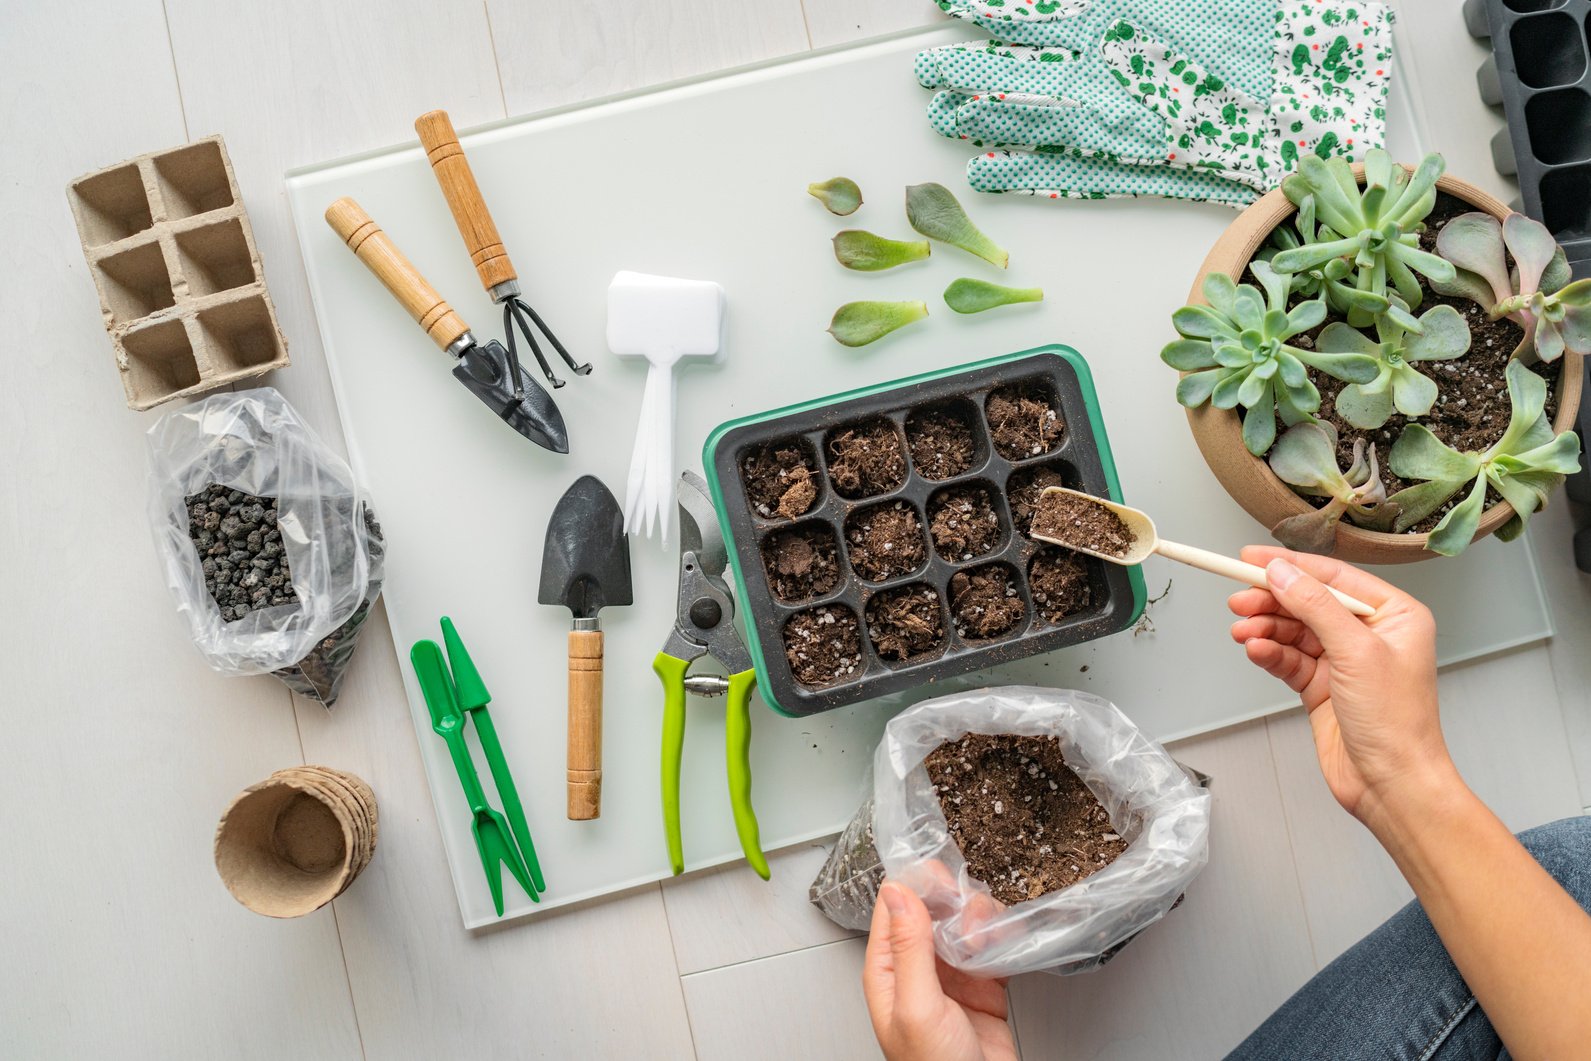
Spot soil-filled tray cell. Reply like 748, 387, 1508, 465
175, 217, 257, 297
197, 296, 287, 375
741, 438, 821, 521
928, 482, 1006, 562
1007, 461, 1079, 538
69, 163, 153, 247
905, 400, 985, 480
845, 500, 928, 583
866, 583, 948, 663
986, 379, 1066, 461
1509, 11, 1586, 88
120, 318, 201, 405
783, 604, 864, 687
760, 522, 841, 603
153, 139, 235, 219
705, 347, 1145, 717
948, 562, 1027, 641
1029, 547, 1099, 625
1541, 163, 1591, 242
825, 417, 908, 499
95, 239, 176, 326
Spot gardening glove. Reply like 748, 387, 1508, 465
917, 0, 1395, 204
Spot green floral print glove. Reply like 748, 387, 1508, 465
919, 0, 1395, 204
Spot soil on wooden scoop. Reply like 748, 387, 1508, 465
760, 524, 840, 602
1028, 547, 1094, 623
845, 501, 928, 582
784, 604, 864, 686
186, 483, 299, 621
948, 563, 1026, 639
928, 485, 1002, 562
866, 584, 947, 662
1031, 491, 1136, 558
906, 404, 978, 480
926, 733, 1129, 905
742, 442, 819, 521
986, 384, 1064, 460
827, 419, 908, 499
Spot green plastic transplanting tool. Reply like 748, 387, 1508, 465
410, 617, 546, 915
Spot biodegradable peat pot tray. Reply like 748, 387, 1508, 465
705, 347, 1146, 717
1185, 168, 1584, 564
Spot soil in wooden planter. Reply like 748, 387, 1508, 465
784, 604, 863, 686
926, 732, 1128, 905
1285, 192, 1554, 533
928, 485, 1002, 562
742, 441, 819, 521
906, 404, 978, 480
1031, 491, 1136, 558
761, 524, 840, 602
948, 563, 1026, 639
1029, 548, 1094, 623
1007, 463, 1070, 537
187, 483, 299, 621
827, 418, 908, 499
845, 501, 927, 582
866, 584, 947, 662
986, 383, 1064, 461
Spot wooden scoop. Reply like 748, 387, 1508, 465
1032, 487, 1375, 617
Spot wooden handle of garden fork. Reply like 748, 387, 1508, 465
567, 629, 603, 820
324, 197, 468, 352
414, 110, 518, 294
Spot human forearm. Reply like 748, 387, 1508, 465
1362, 769, 1591, 1058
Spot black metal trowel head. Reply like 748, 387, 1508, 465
454, 339, 569, 454
538, 476, 632, 619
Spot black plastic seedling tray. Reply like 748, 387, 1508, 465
703, 346, 1146, 718
1467, 0, 1591, 279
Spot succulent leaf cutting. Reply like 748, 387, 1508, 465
1161, 261, 1378, 456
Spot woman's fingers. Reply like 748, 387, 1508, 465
862, 884, 899, 1035
1228, 586, 1291, 619
1231, 614, 1323, 657
1244, 637, 1318, 693
1239, 545, 1400, 610
878, 882, 944, 1028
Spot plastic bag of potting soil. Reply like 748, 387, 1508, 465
812, 686, 1211, 978
146, 388, 384, 706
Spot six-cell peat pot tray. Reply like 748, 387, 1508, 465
704, 346, 1146, 718
1468, 0, 1591, 278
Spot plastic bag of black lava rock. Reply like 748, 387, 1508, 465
145, 388, 384, 707
811, 686, 1211, 977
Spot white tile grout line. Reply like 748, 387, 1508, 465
1262, 715, 1327, 973
678, 934, 864, 980
796, 0, 816, 50
481, 0, 511, 119
158, 0, 190, 141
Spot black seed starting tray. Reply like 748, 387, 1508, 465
703, 347, 1146, 718
1467, 0, 1591, 279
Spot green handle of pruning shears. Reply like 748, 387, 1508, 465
655, 652, 689, 876
724, 669, 769, 880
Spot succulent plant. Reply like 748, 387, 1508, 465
1271, 150, 1457, 329
827, 300, 929, 347
1268, 421, 1391, 554
1162, 262, 1379, 456
1256, 196, 1396, 323
1386, 359, 1581, 555
832, 230, 931, 271
942, 278, 1044, 314
1315, 302, 1471, 430
1432, 210, 1591, 363
906, 182, 1008, 269
808, 176, 862, 215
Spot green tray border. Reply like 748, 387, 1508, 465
702, 344, 1148, 716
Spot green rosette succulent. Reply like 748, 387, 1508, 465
1272, 150, 1457, 329
1162, 261, 1379, 456
1268, 421, 1392, 554
1387, 359, 1581, 555
1315, 302, 1471, 430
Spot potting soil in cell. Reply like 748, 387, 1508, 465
185, 483, 298, 621
1032, 491, 1137, 558
926, 732, 1128, 906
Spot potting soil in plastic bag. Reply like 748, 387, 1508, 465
146, 388, 384, 706
810, 686, 1211, 977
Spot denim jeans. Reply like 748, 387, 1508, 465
1227, 817, 1591, 1061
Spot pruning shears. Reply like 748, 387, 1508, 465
654, 471, 769, 880
410, 617, 546, 914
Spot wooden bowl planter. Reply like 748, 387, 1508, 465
1183, 171, 1584, 564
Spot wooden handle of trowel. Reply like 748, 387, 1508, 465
324, 197, 469, 352
567, 630, 603, 820
415, 110, 518, 294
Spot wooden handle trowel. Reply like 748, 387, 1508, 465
538, 476, 633, 819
